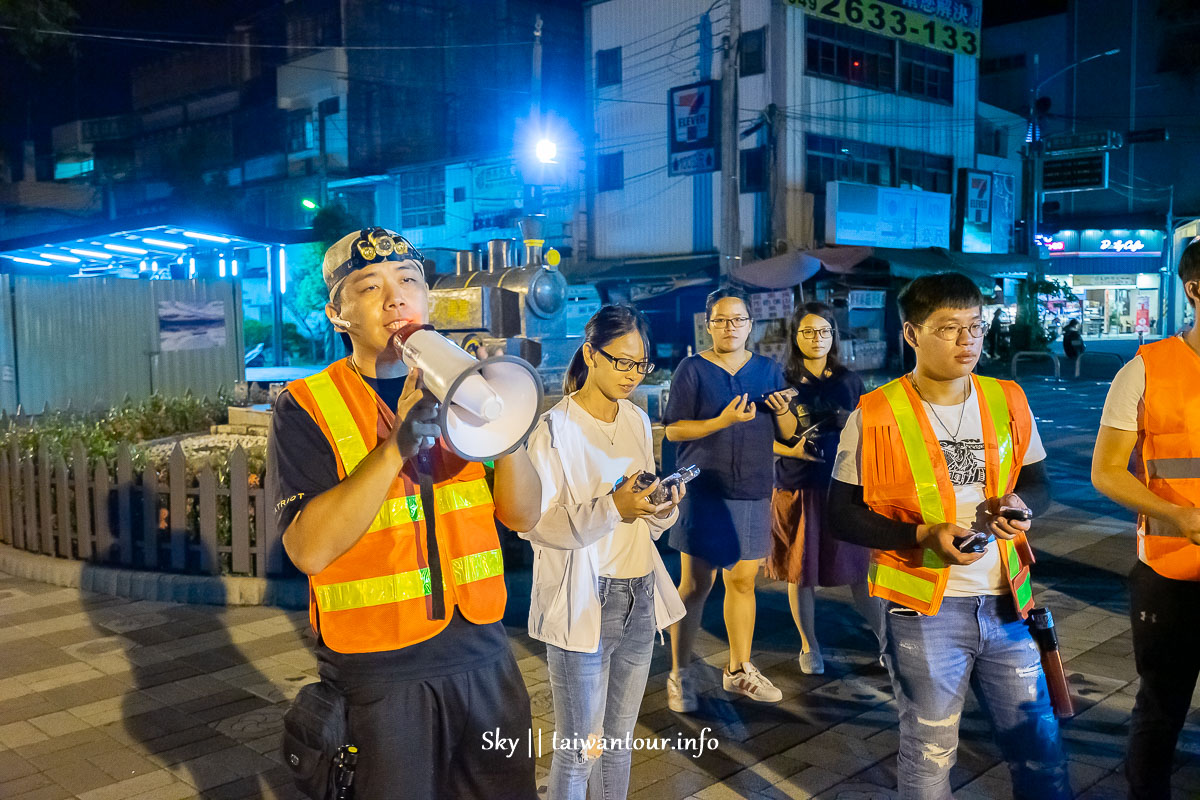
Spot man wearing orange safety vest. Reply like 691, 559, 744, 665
1092, 238, 1200, 800
830, 272, 1071, 800
267, 228, 542, 799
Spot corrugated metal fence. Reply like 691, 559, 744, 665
0, 436, 284, 577
0, 276, 242, 413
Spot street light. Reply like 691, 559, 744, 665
1023, 47, 1121, 344
535, 138, 557, 164
301, 198, 319, 210
1026, 47, 1122, 256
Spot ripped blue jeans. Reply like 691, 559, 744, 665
882, 595, 1072, 800
545, 574, 656, 800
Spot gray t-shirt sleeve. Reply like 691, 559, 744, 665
1099, 356, 1145, 432
832, 408, 863, 486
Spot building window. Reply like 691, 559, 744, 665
740, 28, 766, 77
286, 110, 315, 153
805, 134, 892, 192
598, 151, 623, 192
898, 149, 953, 193
400, 167, 446, 228
54, 158, 94, 181
453, 186, 466, 203
981, 53, 1027, 75
804, 17, 894, 91
899, 43, 953, 104
740, 146, 768, 193
596, 47, 622, 88
976, 117, 1008, 158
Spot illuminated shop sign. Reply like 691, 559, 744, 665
1036, 229, 1163, 257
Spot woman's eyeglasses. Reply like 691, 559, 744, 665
596, 348, 657, 374
798, 328, 834, 341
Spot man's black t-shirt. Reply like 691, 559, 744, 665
267, 368, 509, 684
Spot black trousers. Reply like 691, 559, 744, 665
337, 650, 537, 800
1127, 560, 1200, 799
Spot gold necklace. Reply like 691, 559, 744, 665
569, 395, 619, 446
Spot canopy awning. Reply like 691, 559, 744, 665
563, 252, 717, 284
872, 247, 1035, 289
0, 213, 314, 278
730, 246, 874, 288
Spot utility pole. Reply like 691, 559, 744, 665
532, 13, 543, 122
693, 10, 714, 253
526, 14, 544, 216
719, 0, 741, 279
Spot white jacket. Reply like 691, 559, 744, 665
520, 395, 687, 653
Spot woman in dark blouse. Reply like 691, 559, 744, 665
663, 287, 797, 712
764, 302, 881, 675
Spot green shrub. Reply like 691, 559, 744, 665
0, 391, 232, 471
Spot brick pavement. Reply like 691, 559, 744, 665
1, 377, 1199, 799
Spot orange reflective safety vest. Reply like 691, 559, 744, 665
860, 374, 1036, 617
1134, 335, 1200, 580
287, 359, 506, 653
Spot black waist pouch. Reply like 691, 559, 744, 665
282, 680, 349, 799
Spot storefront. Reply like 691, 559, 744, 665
1036, 228, 1167, 337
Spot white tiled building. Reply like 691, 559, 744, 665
584, 0, 998, 273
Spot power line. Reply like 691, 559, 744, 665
0, 25, 534, 51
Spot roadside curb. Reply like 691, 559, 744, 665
0, 544, 308, 608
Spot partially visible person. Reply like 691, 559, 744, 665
985, 307, 1005, 360
1062, 318, 1085, 361
765, 302, 881, 674
664, 286, 798, 711
829, 272, 1070, 799
270, 228, 541, 800
1091, 238, 1200, 800
521, 305, 685, 800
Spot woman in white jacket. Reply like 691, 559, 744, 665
522, 305, 687, 800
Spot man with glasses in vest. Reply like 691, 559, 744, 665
267, 228, 543, 799
829, 272, 1069, 799
1092, 238, 1200, 799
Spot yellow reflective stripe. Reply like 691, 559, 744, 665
315, 568, 431, 612
437, 479, 493, 514
314, 547, 504, 613
366, 495, 423, 533
882, 380, 948, 524
305, 370, 369, 473
451, 548, 504, 585
976, 376, 1014, 493
869, 561, 936, 603
365, 479, 494, 534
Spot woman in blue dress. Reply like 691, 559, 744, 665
663, 286, 797, 712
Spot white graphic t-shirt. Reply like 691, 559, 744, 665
833, 381, 1046, 596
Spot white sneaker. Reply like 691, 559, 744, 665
722, 662, 783, 703
798, 650, 825, 675
667, 672, 698, 713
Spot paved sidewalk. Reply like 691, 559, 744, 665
2, 378, 1199, 799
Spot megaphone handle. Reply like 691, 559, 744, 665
415, 454, 446, 621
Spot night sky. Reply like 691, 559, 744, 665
0, 0, 277, 169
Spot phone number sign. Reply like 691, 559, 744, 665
788, 0, 980, 58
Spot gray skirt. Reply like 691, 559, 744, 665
668, 492, 772, 569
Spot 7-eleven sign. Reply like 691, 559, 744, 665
968, 173, 992, 223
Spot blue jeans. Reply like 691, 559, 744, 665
545, 574, 656, 800
882, 596, 1072, 800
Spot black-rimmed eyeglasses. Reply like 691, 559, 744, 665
596, 348, 657, 375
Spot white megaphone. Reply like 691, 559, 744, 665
394, 323, 543, 461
